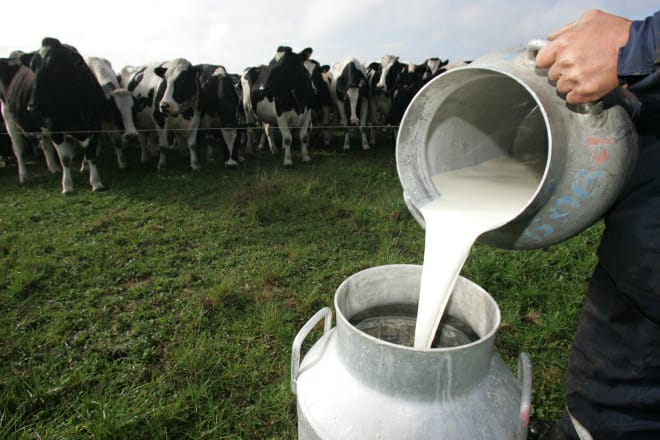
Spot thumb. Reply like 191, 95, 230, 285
535, 42, 556, 69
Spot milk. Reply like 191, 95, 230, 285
414, 156, 542, 348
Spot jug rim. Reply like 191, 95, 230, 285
333, 264, 501, 352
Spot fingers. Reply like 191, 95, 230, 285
547, 62, 562, 81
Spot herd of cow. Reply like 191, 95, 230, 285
0, 37, 468, 194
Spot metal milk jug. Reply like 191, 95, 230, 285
396, 40, 638, 249
291, 265, 532, 440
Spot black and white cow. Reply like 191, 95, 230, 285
85, 56, 138, 169
329, 57, 370, 150
366, 55, 410, 145
304, 57, 333, 147
196, 64, 241, 168
386, 58, 450, 127
241, 46, 315, 167
121, 58, 201, 171
0, 38, 106, 193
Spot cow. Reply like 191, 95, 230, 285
329, 57, 370, 151
241, 46, 315, 167
386, 58, 450, 127
367, 55, 409, 145
85, 56, 138, 169
196, 64, 241, 168
301, 47, 333, 148
0, 38, 106, 194
121, 58, 201, 171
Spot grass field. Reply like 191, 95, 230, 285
0, 135, 601, 439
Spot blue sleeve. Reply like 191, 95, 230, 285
618, 11, 660, 78
617, 11, 660, 126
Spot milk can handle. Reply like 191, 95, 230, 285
526, 39, 549, 62
290, 307, 333, 395
517, 352, 533, 440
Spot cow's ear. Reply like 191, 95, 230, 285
154, 66, 167, 78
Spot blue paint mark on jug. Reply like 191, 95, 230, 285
572, 169, 606, 200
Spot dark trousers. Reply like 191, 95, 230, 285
559, 131, 660, 439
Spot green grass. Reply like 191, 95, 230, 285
0, 137, 600, 438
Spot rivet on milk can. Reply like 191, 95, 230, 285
291, 265, 532, 439
396, 39, 638, 249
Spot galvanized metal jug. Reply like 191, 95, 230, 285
291, 265, 531, 440
397, 40, 638, 249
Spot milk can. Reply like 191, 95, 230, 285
291, 265, 531, 440
397, 40, 638, 249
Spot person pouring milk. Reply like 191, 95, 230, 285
528, 8, 660, 440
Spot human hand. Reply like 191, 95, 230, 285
535, 9, 631, 104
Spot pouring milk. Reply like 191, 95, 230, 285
414, 156, 543, 349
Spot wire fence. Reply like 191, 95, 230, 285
3, 124, 399, 138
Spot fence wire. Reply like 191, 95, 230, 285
2, 124, 399, 138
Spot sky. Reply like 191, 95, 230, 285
1, 1, 658, 75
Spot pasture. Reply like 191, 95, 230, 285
0, 135, 600, 439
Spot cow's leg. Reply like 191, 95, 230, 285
299, 113, 312, 163
139, 132, 151, 164
1, 109, 30, 183
259, 122, 275, 152
321, 106, 331, 147
156, 128, 169, 171
38, 133, 61, 174
359, 97, 370, 150
263, 123, 278, 154
334, 104, 351, 151
204, 132, 217, 164
277, 119, 293, 167
187, 140, 201, 170
185, 116, 202, 170
52, 138, 77, 194
221, 128, 239, 168
83, 136, 105, 192
115, 132, 129, 169
367, 101, 378, 146
245, 127, 255, 155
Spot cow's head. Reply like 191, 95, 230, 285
375, 55, 405, 95
155, 58, 200, 117
336, 60, 368, 125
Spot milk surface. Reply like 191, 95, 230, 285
414, 156, 542, 348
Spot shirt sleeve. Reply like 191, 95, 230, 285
618, 11, 660, 80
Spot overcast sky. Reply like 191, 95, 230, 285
1, 1, 658, 74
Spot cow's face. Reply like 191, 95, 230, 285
156, 59, 199, 116
376, 55, 401, 93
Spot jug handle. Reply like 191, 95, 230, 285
526, 39, 604, 115
517, 352, 533, 440
291, 307, 333, 395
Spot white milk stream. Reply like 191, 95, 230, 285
414, 156, 543, 348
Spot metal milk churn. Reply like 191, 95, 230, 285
291, 264, 532, 439
397, 40, 638, 249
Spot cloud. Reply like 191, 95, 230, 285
1, 0, 659, 75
